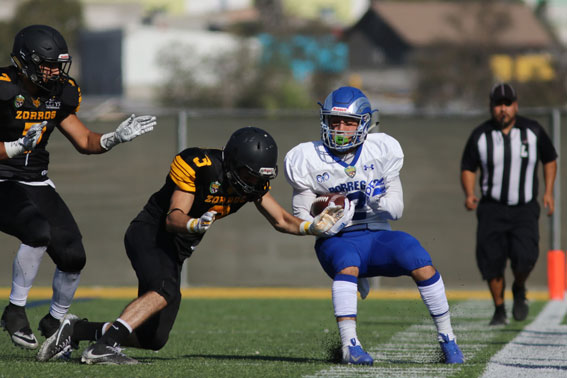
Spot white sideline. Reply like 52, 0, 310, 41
481, 300, 567, 378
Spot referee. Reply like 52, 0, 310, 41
460, 82, 557, 326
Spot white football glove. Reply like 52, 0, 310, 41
300, 198, 355, 237
301, 205, 344, 236
365, 178, 386, 210
4, 121, 46, 158
187, 211, 217, 234
320, 197, 355, 237
100, 114, 156, 150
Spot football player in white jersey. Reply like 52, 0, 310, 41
284, 86, 464, 365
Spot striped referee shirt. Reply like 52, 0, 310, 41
461, 115, 557, 205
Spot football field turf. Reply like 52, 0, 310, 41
0, 288, 555, 378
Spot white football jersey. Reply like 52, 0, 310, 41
284, 133, 404, 230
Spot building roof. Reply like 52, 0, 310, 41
370, 1, 553, 48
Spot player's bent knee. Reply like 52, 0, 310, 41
155, 277, 181, 305
51, 239, 86, 272
146, 334, 170, 351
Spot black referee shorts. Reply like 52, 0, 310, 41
475, 200, 540, 281
124, 220, 183, 351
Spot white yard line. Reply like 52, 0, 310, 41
481, 300, 567, 378
304, 300, 494, 378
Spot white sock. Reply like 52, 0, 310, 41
338, 319, 360, 347
101, 322, 112, 336
116, 318, 133, 333
332, 274, 359, 347
417, 271, 455, 341
9, 244, 47, 306
50, 268, 80, 320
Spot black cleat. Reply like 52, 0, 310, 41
1, 304, 38, 349
512, 284, 529, 321
489, 304, 509, 326
38, 313, 61, 339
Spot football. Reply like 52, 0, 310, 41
310, 193, 347, 217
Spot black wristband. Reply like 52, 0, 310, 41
167, 208, 185, 216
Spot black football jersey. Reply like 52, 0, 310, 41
133, 147, 267, 258
0, 66, 81, 181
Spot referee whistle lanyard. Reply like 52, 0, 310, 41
324, 145, 363, 178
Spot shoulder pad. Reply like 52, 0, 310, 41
170, 148, 216, 192
60, 77, 82, 111
0, 66, 20, 101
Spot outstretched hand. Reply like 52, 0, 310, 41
100, 114, 156, 150
115, 114, 156, 143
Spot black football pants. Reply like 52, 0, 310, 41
0, 181, 86, 273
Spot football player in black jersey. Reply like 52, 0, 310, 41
0, 25, 155, 350
37, 126, 353, 364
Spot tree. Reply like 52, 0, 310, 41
0, 0, 83, 67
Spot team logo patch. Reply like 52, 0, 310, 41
14, 95, 25, 108
209, 181, 221, 194
32, 97, 40, 108
45, 98, 61, 110
344, 165, 356, 178
316, 172, 330, 183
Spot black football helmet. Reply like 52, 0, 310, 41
223, 127, 278, 197
11, 25, 72, 93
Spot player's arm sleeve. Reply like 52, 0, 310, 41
374, 136, 404, 220
284, 149, 316, 221
376, 175, 403, 220
291, 188, 316, 221
169, 154, 197, 193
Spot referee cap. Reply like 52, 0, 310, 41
490, 83, 517, 104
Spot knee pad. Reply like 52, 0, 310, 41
155, 276, 180, 305
48, 236, 86, 272
141, 331, 170, 351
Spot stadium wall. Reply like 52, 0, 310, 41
0, 110, 564, 291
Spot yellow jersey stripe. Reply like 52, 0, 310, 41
169, 156, 196, 192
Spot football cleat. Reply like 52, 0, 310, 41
439, 333, 464, 364
512, 284, 529, 321
489, 305, 509, 326
38, 313, 61, 339
81, 342, 139, 365
342, 340, 373, 365
358, 277, 370, 300
1, 304, 38, 349
37, 313, 79, 362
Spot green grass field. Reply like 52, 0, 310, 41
0, 297, 545, 378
